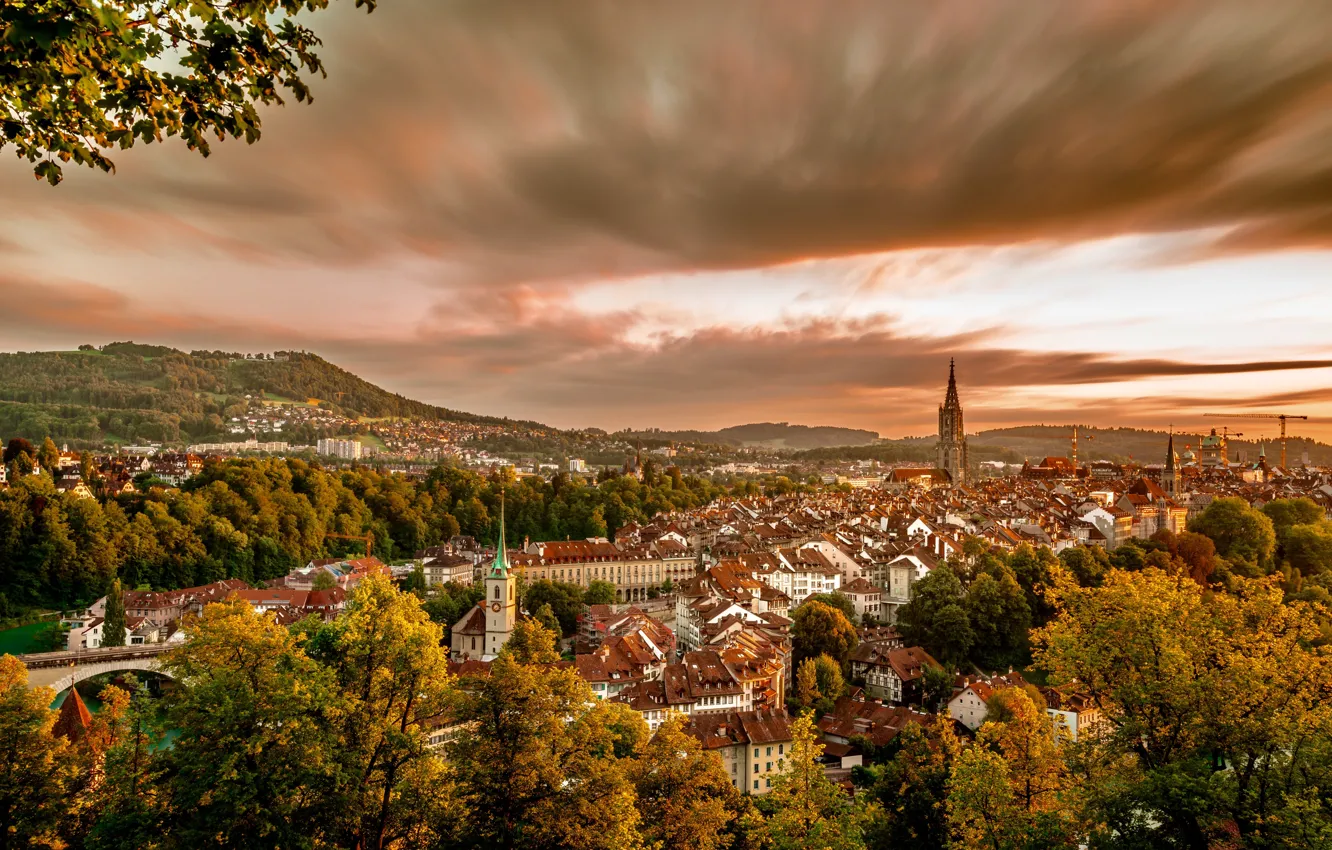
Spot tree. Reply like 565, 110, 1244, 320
1189, 496, 1276, 573
521, 579, 585, 637
806, 592, 856, 623
149, 597, 339, 848
314, 575, 459, 849
1, 438, 33, 466
37, 437, 59, 472
102, 578, 126, 648
1282, 522, 1332, 576
795, 655, 845, 715
585, 579, 617, 606
963, 566, 1031, 669
949, 687, 1076, 850
897, 568, 972, 668
446, 637, 642, 849
919, 664, 955, 713
1261, 498, 1324, 539
760, 712, 870, 850
1058, 546, 1109, 588
865, 718, 960, 850
1035, 567, 1332, 848
533, 603, 561, 637
626, 713, 750, 850
0, 656, 77, 850
2, 0, 381, 185
311, 571, 338, 591
791, 601, 858, 668
500, 618, 562, 665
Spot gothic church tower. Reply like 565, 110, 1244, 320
936, 359, 968, 487
484, 498, 517, 660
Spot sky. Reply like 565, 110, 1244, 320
5, 0, 1332, 438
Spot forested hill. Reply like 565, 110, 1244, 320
623, 422, 881, 449
0, 343, 545, 446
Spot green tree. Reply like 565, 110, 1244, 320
37, 437, 59, 472
315, 575, 459, 849
102, 578, 126, 648
1261, 498, 1324, 539
520, 579, 585, 637
1282, 522, 1332, 576
897, 568, 972, 668
627, 713, 751, 850
533, 603, 561, 637
1189, 496, 1276, 573
864, 719, 960, 850
791, 601, 859, 668
311, 571, 337, 591
584, 579, 617, 606
964, 566, 1031, 669
1058, 545, 1109, 588
3, 0, 381, 185
145, 598, 339, 848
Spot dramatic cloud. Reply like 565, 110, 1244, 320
5, 1, 1332, 434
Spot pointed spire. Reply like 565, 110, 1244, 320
489, 493, 509, 578
1165, 429, 1175, 472
52, 687, 92, 742
943, 358, 960, 408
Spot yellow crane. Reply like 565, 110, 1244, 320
1203, 413, 1308, 470
325, 531, 373, 558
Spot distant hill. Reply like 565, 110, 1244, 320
0, 343, 545, 447
623, 422, 881, 450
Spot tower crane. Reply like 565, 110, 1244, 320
325, 531, 373, 558
1204, 413, 1308, 470
1069, 426, 1093, 471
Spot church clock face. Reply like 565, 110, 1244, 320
491, 602, 502, 613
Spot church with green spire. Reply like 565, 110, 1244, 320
483, 498, 517, 659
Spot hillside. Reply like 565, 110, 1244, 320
0, 343, 543, 447
623, 422, 881, 450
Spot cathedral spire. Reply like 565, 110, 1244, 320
945, 358, 959, 407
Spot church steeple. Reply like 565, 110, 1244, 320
488, 494, 508, 578
944, 358, 959, 407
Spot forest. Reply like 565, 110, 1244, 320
0, 455, 741, 609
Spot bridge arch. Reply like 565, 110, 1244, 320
18, 644, 176, 692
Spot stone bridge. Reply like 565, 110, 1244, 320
17, 644, 175, 692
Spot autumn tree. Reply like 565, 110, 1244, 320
37, 436, 59, 472
148, 598, 339, 848
627, 713, 751, 850
948, 687, 1077, 850
1036, 567, 1332, 848
791, 600, 858, 668
447, 622, 642, 850
312, 575, 459, 849
102, 578, 127, 647
2, 0, 380, 185
795, 654, 846, 715
0, 655, 77, 850
759, 712, 870, 850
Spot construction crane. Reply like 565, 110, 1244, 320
325, 531, 373, 558
1204, 413, 1308, 470
1069, 426, 1093, 471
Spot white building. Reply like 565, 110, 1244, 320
569, 458, 587, 473
317, 438, 363, 460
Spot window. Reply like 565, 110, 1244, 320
471, 637, 476, 650
766, 762, 771, 771
753, 780, 759, 790
778, 744, 784, 755
766, 746, 771, 756
753, 764, 759, 774
494, 586, 500, 600
766, 778, 772, 788
754, 748, 759, 757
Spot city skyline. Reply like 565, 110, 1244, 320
5, 0, 1332, 438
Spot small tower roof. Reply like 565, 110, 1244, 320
52, 687, 92, 742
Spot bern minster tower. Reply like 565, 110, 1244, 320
936, 359, 968, 487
